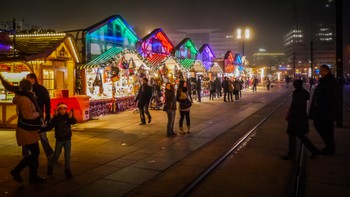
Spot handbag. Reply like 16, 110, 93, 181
17, 113, 44, 130
180, 98, 192, 109
17, 92, 44, 130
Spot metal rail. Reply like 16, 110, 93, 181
176, 95, 291, 197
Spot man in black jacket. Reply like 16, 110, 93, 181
309, 64, 338, 155
134, 78, 153, 125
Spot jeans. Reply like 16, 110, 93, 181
179, 111, 190, 127
139, 102, 151, 123
23, 132, 53, 158
50, 140, 71, 170
166, 110, 176, 136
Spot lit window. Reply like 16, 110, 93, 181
42, 68, 55, 97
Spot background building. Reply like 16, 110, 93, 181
167, 29, 240, 59
284, 0, 336, 76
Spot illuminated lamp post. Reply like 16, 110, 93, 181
237, 28, 250, 57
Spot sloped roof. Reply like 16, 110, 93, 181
174, 38, 198, 53
85, 15, 137, 37
0, 34, 80, 62
224, 50, 233, 60
199, 44, 216, 58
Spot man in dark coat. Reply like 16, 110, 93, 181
283, 80, 319, 160
135, 78, 153, 125
214, 77, 222, 98
309, 64, 338, 155
221, 77, 229, 102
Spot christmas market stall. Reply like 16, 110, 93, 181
140, 28, 182, 86
0, 33, 82, 127
173, 38, 200, 88
69, 15, 143, 118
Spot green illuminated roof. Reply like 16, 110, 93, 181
180, 58, 195, 69
77, 47, 123, 69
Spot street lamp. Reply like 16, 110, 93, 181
237, 28, 250, 57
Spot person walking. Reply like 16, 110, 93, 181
186, 77, 193, 103
209, 79, 216, 100
196, 76, 202, 102
227, 78, 234, 102
222, 77, 230, 102
266, 78, 271, 91
164, 83, 177, 137
285, 75, 291, 88
309, 76, 315, 91
0, 73, 54, 160
10, 79, 46, 183
43, 102, 76, 178
233, 78, 240, 100
214, 77, 222, 98
283, 80, 320, 160
134, 78, 153, 125
309, 64, 338, 155
252, 77, 258, 92
176, 81, 191, 134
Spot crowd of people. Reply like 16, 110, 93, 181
1, 64, 341, 184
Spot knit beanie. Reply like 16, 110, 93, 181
57, 102, 68, 110
19, 79, 33, 92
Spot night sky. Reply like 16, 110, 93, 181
1, 0, 349, 66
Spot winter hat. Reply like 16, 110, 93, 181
19, 79, 33, 92
57, 102, 68, 110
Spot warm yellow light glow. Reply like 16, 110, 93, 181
237, 29, 242, 39
245, 29, 250, 39
68, 37, 80, 63
10, 33, 66, 37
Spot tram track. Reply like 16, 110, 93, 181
125, 90, 309, 197
175, 93, 292, 197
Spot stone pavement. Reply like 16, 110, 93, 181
0, 83, 349, 197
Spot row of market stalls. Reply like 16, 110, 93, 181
0, 15, 245, 127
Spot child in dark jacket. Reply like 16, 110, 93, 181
43, 102, 76, 178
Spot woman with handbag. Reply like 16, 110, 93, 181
176, 80, 192, 134
164, 83, 177, 137
10, 79, 46, 183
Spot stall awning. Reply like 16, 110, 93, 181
146, 53, 167, 66
77, 47, 123, 69
180, 58, 195, 69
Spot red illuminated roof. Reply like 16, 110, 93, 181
146, 53, 167, 66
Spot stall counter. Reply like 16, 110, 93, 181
0, 100, 17, 128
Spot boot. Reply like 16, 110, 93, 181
179, 127, 185, 134
187, 126, 190, 134
11, 157, 28, 183
10, 169, 23, 183
29, 160, 46, 183
64, 169, 73, 178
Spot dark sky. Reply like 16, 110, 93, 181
1, 0, 349, 64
